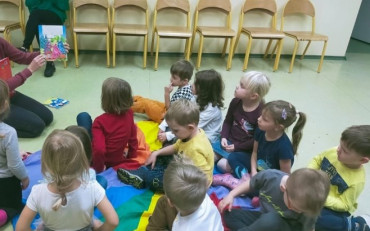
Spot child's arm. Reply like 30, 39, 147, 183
250, 141, 259, 176
91, 119, 107, 173
279, 159, 292, 174
15, 206, 37, 231
95, 196, 119, 231
218, 178, 251, 212
307, 152, 324, 170
164, 83, 173, 110
145, 145, 176, 169
127, 123, 138, 158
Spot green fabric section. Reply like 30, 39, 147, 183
115, 190, 154, 230
25, 0, 69, 22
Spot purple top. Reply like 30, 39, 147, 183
0, 38, 39, 92
220, 98, 262, 152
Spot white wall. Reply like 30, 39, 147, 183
1, 0, 362, 57
352, 0, 370, 43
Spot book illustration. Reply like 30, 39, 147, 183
43, 97, 69, 109
39, 25, 67, 61
0, 57, 12, 81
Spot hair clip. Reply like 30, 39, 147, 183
296, 110, 300, 115
282, 108, 287, 120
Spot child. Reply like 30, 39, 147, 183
308, 125, 370, 231
0, 79, 29, 227
162, 158, 223, 231
212, 71, 271, 173
215, 100, 307, 189
77, 77, 139, 173
65, 125, 108, 189
15, 130, 118, 231
132, 59, 194, 124
158, 69, 224, 143
219, 168, 330, 231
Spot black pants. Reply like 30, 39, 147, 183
4, 91, 53, 138
0, 176, 23, 223
23, 9, 63, 48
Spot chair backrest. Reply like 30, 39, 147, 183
241, 0, 277, 29
194, 0, 232, 29
0, 0, 24, 30
153, 0, 191, 29
281, 0, 316, 33
112, 0, 148, 26
72, 0, 110, 27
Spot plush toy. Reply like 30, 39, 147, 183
131, 96, 166, 124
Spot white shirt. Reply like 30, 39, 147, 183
27, 181, 105, 231
172, 195, 224, 231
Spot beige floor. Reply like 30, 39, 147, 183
2, 39, 370, 230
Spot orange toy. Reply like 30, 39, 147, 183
131, 96, 166, 124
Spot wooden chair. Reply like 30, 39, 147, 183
0, 0, 25, 44
281, 0, 328, 73
151, 0, 192, 71
72, 0, 110, 67
111, 0, 148, 68
191, 0, 236, 70
234, 0, 284, 71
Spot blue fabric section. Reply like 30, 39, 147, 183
211, 140, 230, 158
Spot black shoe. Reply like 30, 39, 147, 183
44, 61, 56, 77
18, 47, 28, 52
117, 168, 144, 189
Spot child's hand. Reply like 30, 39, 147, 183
145, 151, 158, 169
221, 138, 228, 148
164, 83, 174, 95
21, 177, 30, 190
218, 194, 234, 212
157, 132, 167, 143
225, 144, 235, 152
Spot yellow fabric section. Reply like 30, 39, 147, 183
135, 193, 163, 231
137, 121, 163, 151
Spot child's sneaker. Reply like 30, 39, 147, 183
117, 168, 144, 189
352, 215, 370, 231
212, 173, 241, 189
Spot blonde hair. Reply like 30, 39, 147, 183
163, 157, 208, 214
101, 77, 133, 114
241, 71, 271, 101
286, 168, 330, 216
0, 79, 10, 122
41, 130, 90, 211
165, 99, 199, 126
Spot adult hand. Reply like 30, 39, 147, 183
225, 144, 235, 152
27, 54, 46, 73
21, 177, 30, 190
64, 42, 70, 53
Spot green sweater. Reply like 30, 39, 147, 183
25, 0, 69, 22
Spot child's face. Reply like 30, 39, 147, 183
170, 74, 187, 87
258, 110, 279, 132
234, 79, 255, 100
337, 140, 366, 168
167, 120, 195, 140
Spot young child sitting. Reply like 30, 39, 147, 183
162, 157, 223, 231
0, 80, 29, 227
16, 130, 118, 231
219, 168, 330, 231
77, 77, 139, 173
308, 125, 370, 231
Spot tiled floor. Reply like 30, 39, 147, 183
2, 39, 369, 230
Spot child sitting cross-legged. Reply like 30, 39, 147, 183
219, 168, 330, 231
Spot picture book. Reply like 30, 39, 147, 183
38, 25, 67, 61
43, 97, 69, 109
0, 57, 12, 81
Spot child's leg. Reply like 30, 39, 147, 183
227, 152, 252, 179
315, 207, 352, 231
216, 158, 232, 173
76, 112, 92, 138
147, 195, 177, 231
223, 209, 261, 230
0, 176, 23, 225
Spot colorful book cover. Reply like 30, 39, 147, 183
0, 57, 12, 81
38, 25, 67, 61
43, 97, 69, 109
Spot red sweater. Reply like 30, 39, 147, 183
91, 110, 139, 173
0, 38, 39, 92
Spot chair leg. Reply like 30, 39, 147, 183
270, 42, 278, 59
243, 35, 253, 71
264, 39, 273, 59
196, 35, 204, 70
222, 38, 228, 57
317, 40, 328, 73
232, 31, 241, 58
190, 30, 196, 57
289, 40, 299, 73
185, 37, 192, 60
301, 40, 311, 60
154, 35, 160, 71
73, 32, 79, 68
151, 31, 156, 56
106, 33, 110, 67
184, 38, 189, 59
227, 37, 235, 71
273, 39, 284, 72
63, 60, 67, 68
112, 33, 116, 67
143, 34, 148, 69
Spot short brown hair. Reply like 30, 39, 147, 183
0, 79, 10, 121
170, 60, 194, 81
341, 125, 370, 158
101, 77, 133, 114
65, 125, 92, 163
165, 99, 199, 126
286, 168, 330, 216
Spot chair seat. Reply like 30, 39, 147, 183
156, 26, 192, 38
242, 27, 285, 39
73, 23, 109, 33
197, 26, 236, 37
113, 24, 148, 35
284, 31, 328, 41
0, 21, 20, 31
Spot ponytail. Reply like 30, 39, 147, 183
292, 111, 307, 155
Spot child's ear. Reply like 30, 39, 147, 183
251, 93, 259, 100
361, 157, 369, 164
182, 78, 189, 84
187, 123, 196, 131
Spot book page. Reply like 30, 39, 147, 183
39, 25, 67, 61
